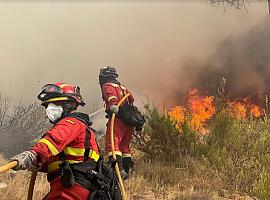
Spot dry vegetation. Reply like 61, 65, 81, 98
0, 92, 269, 199
0, 154, 254, 200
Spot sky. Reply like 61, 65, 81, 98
0, 0, 268, 113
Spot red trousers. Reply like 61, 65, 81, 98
105, 118, 133, 155
44, 177, 91, 200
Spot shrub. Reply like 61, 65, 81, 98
138, 105, 270, 198
135, 105, 201, 161
0, 95, 50, 157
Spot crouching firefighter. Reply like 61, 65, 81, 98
99, 66, 145, 179
10, 82, 121, 200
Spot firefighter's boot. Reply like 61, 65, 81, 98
108, 155, 129, 180
122, 156, 134, 174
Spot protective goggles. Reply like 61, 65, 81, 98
41, 84, 80, 94
38, 84, 80, 101
41, 84, 63, 93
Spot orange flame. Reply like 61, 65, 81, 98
228, 97, 263, 119
168, 89, 216, 134
168, 106, 185, 123
250, 105, 262, 118
168, 89, 263, 134
228, 101, 247, 119
188, 89, 216, 134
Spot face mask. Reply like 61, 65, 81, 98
46, 103, 63, 122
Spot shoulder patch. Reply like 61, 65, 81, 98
66, 119, 75, 125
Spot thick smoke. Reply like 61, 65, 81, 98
0, 1, 268, 110
174, 18, 270, 106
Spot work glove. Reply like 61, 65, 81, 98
10, 150, 38, 171
110, 105, 119, 114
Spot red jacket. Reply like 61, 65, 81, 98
32, 114, 99, 174
101, 82, 134, 110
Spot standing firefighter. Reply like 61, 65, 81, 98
99, 66, 144, 179
10, 82, 121, 200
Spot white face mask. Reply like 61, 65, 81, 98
46, 103, 63, 122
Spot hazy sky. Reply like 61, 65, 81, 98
0, 1, 268, 112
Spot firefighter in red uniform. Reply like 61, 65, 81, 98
99, 66, 138, 179
10, 82, 100, 200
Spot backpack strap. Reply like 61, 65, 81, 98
64, 114, 101, 157
83, 128, 91, 161
118, 83, 130, 105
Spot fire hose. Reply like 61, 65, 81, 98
0, 161, 17, 173
110, 93, 130, 200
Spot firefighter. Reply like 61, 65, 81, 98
99, 66, 136, 179
10, 82, 100, 200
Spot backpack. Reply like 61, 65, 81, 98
89, 159, 122, 200
117, 103, 145, 128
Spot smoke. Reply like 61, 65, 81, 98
0, 1, 268, 111
172, 18, 270, 106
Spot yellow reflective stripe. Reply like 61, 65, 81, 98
43, 97, 69, 103
89, 150, 100, 162
64, 146, 84, 156
48, 160, 82, 172
38, 138, 59, 156
108, 151, 122, 157
108, 96, 118, 102
48, 161, 61, 172
64, 147, 100, 162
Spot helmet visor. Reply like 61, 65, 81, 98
38, 84, 64, 101
41, 84, 63, 94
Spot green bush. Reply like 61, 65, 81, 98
136, 105, 200, 161
139, 105, 270, 198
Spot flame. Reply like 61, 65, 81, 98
250, 105, 262, 118
168, 89, 263, 134
228, 97, 263, 119
188, 89, 216, 134
168, 106, 185, 123
228, 101, 247, 119
168, 89, 216, 134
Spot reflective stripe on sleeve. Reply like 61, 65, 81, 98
38, 138, 59, 156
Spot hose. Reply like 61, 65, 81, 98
0, 161, 17, 173
27, 171, 37, 200
110, 93, 130, 200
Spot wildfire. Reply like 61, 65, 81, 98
168, 106, 186, 123
228, 97, 263, 119
168, 89, 216, 134
168, 89, 263, 134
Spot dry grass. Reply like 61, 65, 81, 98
0, 155, 49, 200
0, 154, 254, 200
